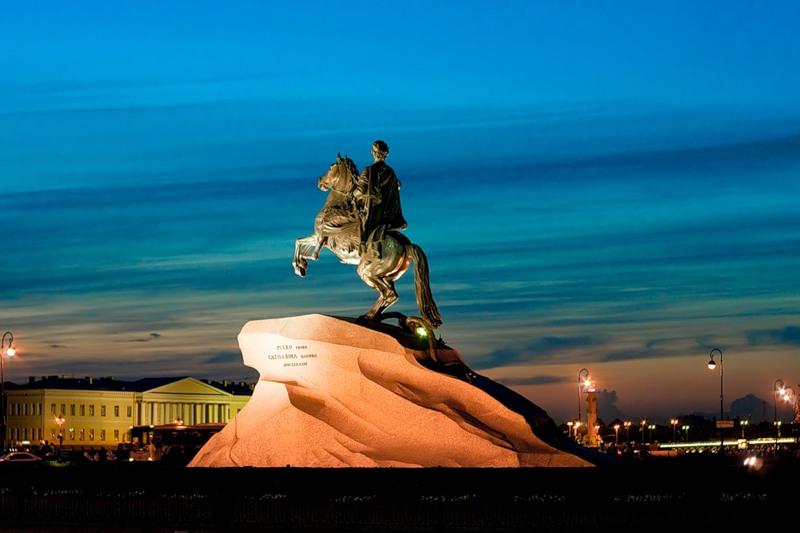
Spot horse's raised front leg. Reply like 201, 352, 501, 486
293, 234, 320, 277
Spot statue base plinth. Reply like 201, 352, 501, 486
189, 314, 597, 467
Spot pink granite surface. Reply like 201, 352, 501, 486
189, 314, 592, 467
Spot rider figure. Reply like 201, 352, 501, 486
354, 140, 407, 259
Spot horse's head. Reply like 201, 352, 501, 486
318, 153, 357, 194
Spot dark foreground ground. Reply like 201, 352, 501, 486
0, 456, 796, 532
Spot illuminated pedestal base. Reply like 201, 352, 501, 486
189, 314, 594, 467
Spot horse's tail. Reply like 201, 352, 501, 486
407, 243, 443, 328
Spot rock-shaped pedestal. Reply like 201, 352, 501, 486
189, 314, 594, 467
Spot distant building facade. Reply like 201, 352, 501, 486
4, 376, 253, 449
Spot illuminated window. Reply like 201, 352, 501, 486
100, 429, 106, 440
101, 405, 106, 417
70, 404, 75, 416
114, 405, 119, 417
22, 404, 27, 416
80, 405, 85, 416
79, 429, 84, 440
89, 429, 94, 441
50, 404, 56, 415
61, 404, 66, 416
89, 405, 95, 416
127, 406, 132, 417
114, 429, 119, 441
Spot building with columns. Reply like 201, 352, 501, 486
3, 376, 252, 449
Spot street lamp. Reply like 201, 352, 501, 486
670, 418, 679, 442
623, 420, 631, 443
773, 379, 785, 427
1, 331, 16, 452
648, 424, 656, 443
639, 419, 647, 442
566, 421, 573, 438
706, 348, 724, 450
740, 419, 749, 440
574, 421, 582, 442
577, 368, 591, 424
613, 423, 620, 445
682, 424, 690, 442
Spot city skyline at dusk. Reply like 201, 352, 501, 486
2, 1, 799, 424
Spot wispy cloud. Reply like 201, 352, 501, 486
121, 332, 163, 343
205, 351, 242, 365
496, 375, 569, 386
474, 335, 607, 369
601, 336, 716, 362
746, 325, 800, 346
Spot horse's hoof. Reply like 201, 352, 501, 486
293, 264, 307, 278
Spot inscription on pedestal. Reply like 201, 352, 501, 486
267, 344, 318, 367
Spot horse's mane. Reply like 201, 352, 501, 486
336, 154, 359, 190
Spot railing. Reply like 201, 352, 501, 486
0, 462, 797, 530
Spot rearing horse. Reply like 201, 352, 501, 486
293, 154, 442, 328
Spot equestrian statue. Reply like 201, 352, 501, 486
292, 140, 442, 329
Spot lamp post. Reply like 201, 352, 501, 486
623, 420, 631, 443
670, 418, 679, 442
1, 331, 16, 452
613, 423, 620, 445
648, 424, 656, 443
740, 419, 749, 440
706, 348, 724, 450
682, 424, 690, 442
566, 421, 574, 438
577, 368, 591, 424
773, 379, 785, 429
639, 419, 646, 442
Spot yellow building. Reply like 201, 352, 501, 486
4, 376, 252, 449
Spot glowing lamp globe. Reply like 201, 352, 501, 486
707, 359, 716, 370
5, 346, 15, 357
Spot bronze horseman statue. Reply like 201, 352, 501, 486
293, 140, 442, 328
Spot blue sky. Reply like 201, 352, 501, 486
1, 1, 799, 422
